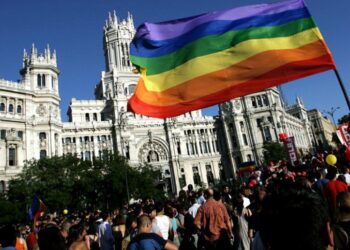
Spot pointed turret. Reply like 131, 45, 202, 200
127, 12, 134, 30
31, 43, 37, 59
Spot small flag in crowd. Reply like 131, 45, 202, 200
128, 0, 335, 118
238, 161, 257, 174
28, 194, 46, 230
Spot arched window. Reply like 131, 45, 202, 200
147, 150, 159, 162
37, 74, 42, 87
0, 103, 4, 112
251, 97, 257, 108
42, 75, 46, 87
8, 104, 13, 113
17, 105, 22, 114
206, 165, 214, 185
193, 166, 201, 185
243, 134, 249, 146
257, 96, 263, 107
40, 150, 47, 159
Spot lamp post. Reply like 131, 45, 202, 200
118, 112, 130, 205
323, 106, 340, 125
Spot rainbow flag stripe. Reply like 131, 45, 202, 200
129, 0, 335, 118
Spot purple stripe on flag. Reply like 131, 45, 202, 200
135, 0, 305, 41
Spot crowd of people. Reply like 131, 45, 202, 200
2, 148, 350, 250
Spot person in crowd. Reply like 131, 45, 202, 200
60, 220, 72, 244
67, 224, 88, 250
127, 215, 178, 250
194, 188, 233, 250
37, 225, 67, 250
188, 196, 200, 219
98, 212, 115, 250
165, 205, 181, 247
0, 225, 17, 250
15, 226, 28, 250
256, 183, 334, 250
232, 194, 252, 250
154, 202, 173, 241
313, 168, 329, 195
324, 166, 348, 216
179, 203, 197, 250
334, 192, 350, 249
113, 209, 127, 250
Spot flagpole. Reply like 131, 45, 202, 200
334, 69, 350, 111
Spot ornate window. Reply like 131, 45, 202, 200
39, 132, 46, 140
0, 103, 4, 112
251, 97, 257, 108
193, 166, 201, 186
128, 84, 136, 95
8, 104, 13, 113
17, 105, 22, 114
40, 150, 47, 159
37, 74, 42, 87
85, 113, 90, 122
0, 130, 6, 140
147, 150, 159, 163
243, 134, 249, 146
85, 151, 91, 161
206, 165, 214, 186
93, 113, 97, 121
257, 96, 263, 107
9, 147, 16, 166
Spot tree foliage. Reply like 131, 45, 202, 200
5, 152, 164, 224
338, 114, 350, 125
263, 141, 286, 164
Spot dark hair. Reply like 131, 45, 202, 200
101, 211, 110, 221
143, 205, 155, 215
260, 183, 330, 250
0, 225, 16, 247
38, 226, 67, 250
155, 201, 164, 213
67, 224, 85, 248
327, 166, 338, 180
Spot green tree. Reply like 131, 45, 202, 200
338, 114, 350, 125
4, 152, 164, 224
263, 141, 286, 164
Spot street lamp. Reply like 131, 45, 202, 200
323, 106, 340, 125
118, 111, 130, 205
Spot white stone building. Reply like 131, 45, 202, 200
0, 12, 329, 194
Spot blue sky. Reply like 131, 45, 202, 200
0, 0, 349, 122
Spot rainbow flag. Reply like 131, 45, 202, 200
28, 195, 46, 230
128, 0, 335, 118
238, 161, 257, 174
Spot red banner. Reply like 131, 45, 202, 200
337, 123, 350, 148
284, 137, 298, 166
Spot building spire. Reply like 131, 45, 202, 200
31, 43, 37, 59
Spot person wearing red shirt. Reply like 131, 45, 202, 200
324, 166, 348, 215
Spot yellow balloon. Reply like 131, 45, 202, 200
63, 209, 68, 215
326, 154, 337, 166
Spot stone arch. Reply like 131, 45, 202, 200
137, 138, 169, 164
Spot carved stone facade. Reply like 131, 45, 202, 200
0, 12, 331, 194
